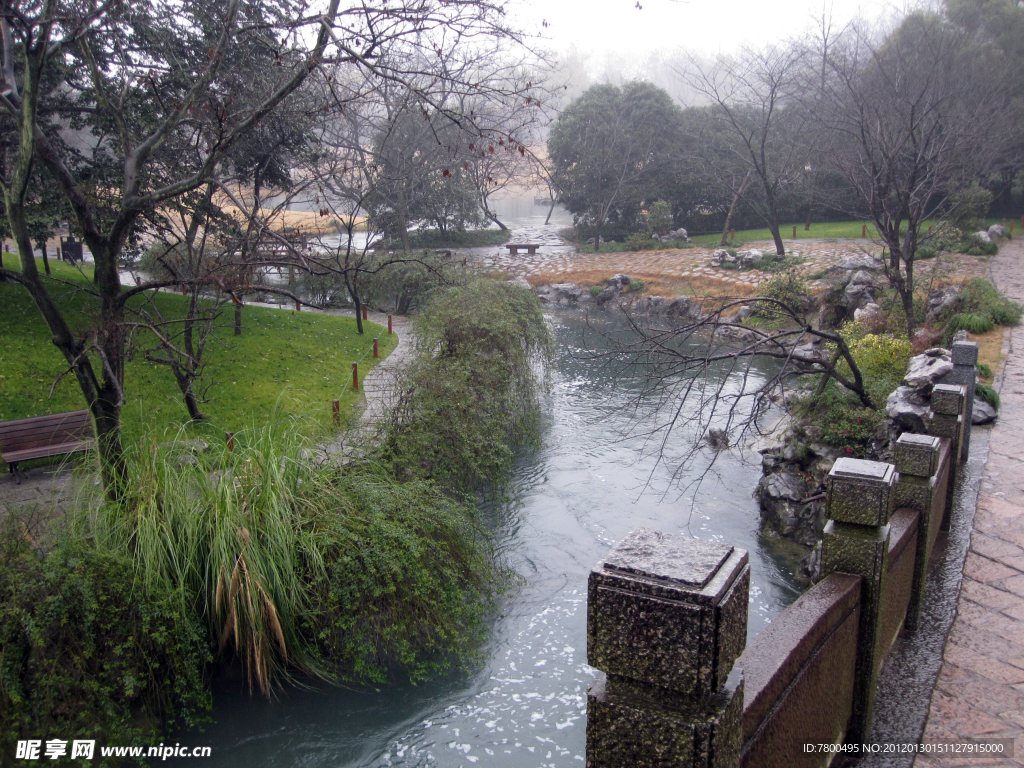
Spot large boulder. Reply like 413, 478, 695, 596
903, 348, 953, 391
989, 223, 1005, 239
886, 386, 930, 432
665, 296, 704, 321
926, 285, 960, 322
634, 296, 667, 314
735, 249, 763, 268
710, 248, 731, 267
756, 472, 823, 546
660, 227, 690, 243
854, 302, 884, 324
608, 274, 631, 289
842, 270, 879, 309
973, 398, 998, 425
826, 254, 885, 275
974, 230, 992, 243
536, 282, 586, 304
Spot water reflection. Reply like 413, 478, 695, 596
183, 306, 804, 768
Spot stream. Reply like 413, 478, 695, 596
180, 300, 805, 768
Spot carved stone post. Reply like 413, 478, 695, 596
893, 434, 945, 631
586, 528, 749, 768
927, 383, 967, 527
821, 458, 898, 744
941, 341, 979, 462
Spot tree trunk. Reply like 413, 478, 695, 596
487, 211, 508, 230
721, 171, 751, 246
398, 187, 411, 254
545, 200, 556, 226
770, 227, 786, 256
39, 238, 50, 275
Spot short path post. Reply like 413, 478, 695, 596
893, 434, 944, 631
372, 338, 378, 358
927, 383, 967, 527
942, 341, 978, 461
821, 458, 898, 744
362, 304, 368, 321
332, 399, 340, 425
388, 315, 393, 334
586, 528, 748, 767
226, 432, 235, 452
352, 362, 358, 390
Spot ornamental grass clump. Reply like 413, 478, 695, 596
76, 420, 506, 694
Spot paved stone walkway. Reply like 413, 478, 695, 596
468, 236, 990, 293
915, 239, 1024, 767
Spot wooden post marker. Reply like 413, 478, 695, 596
332, 399, 340, 425
373, 338, 379, 358
352, 362, 359, 390
862, 224, 868, 238
730, 229, 735, 241
388, 315, 393, 334
792, 225, 797, 238
226, 432, 235, 452
295, 300, 301, 312
362, 304, 368, 321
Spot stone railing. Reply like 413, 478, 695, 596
584, 341, 977, 767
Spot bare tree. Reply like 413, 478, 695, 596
0, 0, 531, 497
815, 12, 1017, 337
678, 44, 814, 256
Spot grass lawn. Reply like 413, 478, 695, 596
0, 254, 397, 451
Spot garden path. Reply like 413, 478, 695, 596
914, 238, 1024, 767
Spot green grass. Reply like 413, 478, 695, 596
688, 220, 946, 246
0, 254, 397, 448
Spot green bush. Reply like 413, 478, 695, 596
955, 278, 1023, 327
960, 238, 998, 256
378, 280, 552, 493
0, 537, 210, 753
718, 261, 739, 270
946, 312, 995, 335
977, 362, 993, 380
916, 246, 937, 260
799, 386, 885, 457
753, 274, 810, 318
629, 279, 645, 292
749, 252, 803, 273
976, 382, 1000, 409
589, 284, 603, 297
845, 333, 912, 406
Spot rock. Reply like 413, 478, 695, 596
509, 276, 532, 290
827, 254, 885, 274
903, 349, 953, 391
715, 325, 759, 341
886, 386, 930, 432
608, 274, 631, 289
756, 472, 823, 546
926, 285, 960, 322
974, 230, 992, 243
735, 249, 763, 268
706, 428, 730, 450
973, 398, 998, 425
989, 223, 1005, 239
735, 305, 754, 321
536, 282, 586, 303
793, 340, 826, 362
802, 425, 823, 442
595, 287, 619, 306
634, 296, 666, 314
799, 541, 822, 581
711, 248, 730, 266
669, 227, 690, 242
854, 302, 884, 323
843, 270, 879, 309
665, 296, 700, 320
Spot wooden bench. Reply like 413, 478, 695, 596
0, 410, 95, 484
506, 243, 540, 255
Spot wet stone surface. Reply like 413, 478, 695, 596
603, 528, 734, 589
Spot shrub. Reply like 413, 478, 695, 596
916, 246, 937, 260
953, 278, 1023, 327
753, 274, 810, 318
644, 201, 674, 236
960, 238, 998, 256
976, 382, 1000, 409
378, 280, 552, 493
800, 386, 885, 457
629, 279, 645, 292
0, 536, 210, 753
977, 362, 993, 380
718, 261, 739, 270
589, 284, 603, 297
946, 312, 995, 335
845, 333, 912, 406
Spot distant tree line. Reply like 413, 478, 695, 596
548, 0, 1024, 265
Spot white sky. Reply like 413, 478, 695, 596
509, 0, 903, 56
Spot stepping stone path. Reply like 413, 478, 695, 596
463, 231, 991, 293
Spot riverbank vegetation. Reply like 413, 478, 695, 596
0, 279, 549, 753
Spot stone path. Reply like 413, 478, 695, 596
465, 236, 990, 293
914, 239, 1024, 767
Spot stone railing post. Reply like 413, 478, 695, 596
926, 383, 967, 528
586, 528, 749, 768
942, 341, 979, 462
821, 458, 898, 745
893, 433, 944, 632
